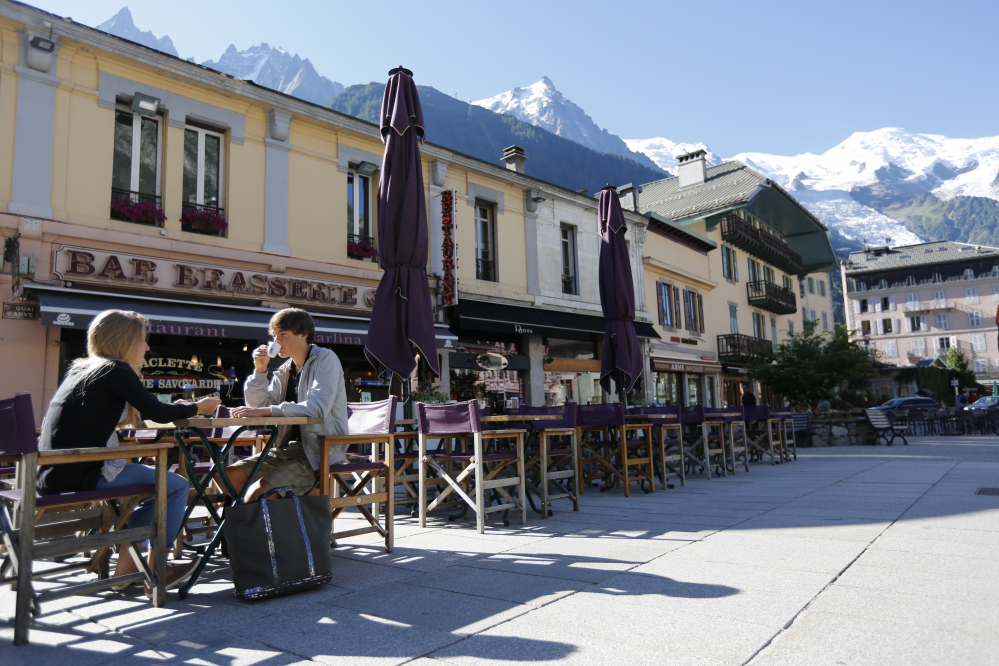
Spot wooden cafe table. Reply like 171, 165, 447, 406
144, 415, 323, 598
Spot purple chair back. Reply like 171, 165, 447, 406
518, 403, 578, 429
347, 397, 398, 435
479, 405, 491, 417
417, 400, 482, 435
680, 405, 706, 425
578, 403, 625, 428
207, 405, 232, 438
0, 393, 36, 455
640, 405, 681, 422
705, 406, 746, 422
743, 405, 770, 421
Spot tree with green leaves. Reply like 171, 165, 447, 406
747, 323, 877, 411
945, 347, 979, 397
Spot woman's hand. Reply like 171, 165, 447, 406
195, 396, 222, 415
230, 406, 273, 418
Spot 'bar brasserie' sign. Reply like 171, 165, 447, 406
53, 246, 377, 309
440, 189, 459, 306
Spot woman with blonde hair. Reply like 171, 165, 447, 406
38, 310, 220, 591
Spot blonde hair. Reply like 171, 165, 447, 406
68, 309, 149, 428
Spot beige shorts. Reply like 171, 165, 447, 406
232, 440, 318, 496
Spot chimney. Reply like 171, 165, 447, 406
616, 183, 642, 212
502, 145, 528, 173
677, 149, 707, 188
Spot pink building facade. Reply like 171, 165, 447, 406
841, 241, 999, 397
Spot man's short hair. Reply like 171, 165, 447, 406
269, 308, 315, 344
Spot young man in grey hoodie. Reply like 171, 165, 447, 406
228, 308, 348, 500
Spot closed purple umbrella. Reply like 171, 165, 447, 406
598, 185, 643, 400
364, 67, 439, 389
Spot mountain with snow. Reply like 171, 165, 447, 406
625, 128, 999, 252
96, 7, 178, 57
623, 138, 722, 174
472, 77, 662, 172
201, 44, 344, 107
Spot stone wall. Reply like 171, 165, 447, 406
809, 418, 877, 447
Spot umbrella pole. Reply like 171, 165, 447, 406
402, 375, 413, 420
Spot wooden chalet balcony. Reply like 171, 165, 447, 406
746, 280, 797, 315
720, 214, 803, 276
717, 334, 772, 364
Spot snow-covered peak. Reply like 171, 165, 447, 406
472, 77, 661, 170
623, 138, 721, 174
96, 6, 179, 57
731, 128, 999, 200
201, 43, 343, 106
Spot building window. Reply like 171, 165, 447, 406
783, 275, 793, 291
911, 337, 926, 356
822, 312, 829, 331
971, 334, 986, 352
857, 281, 868, 292
810, 308, 816, 323
721, 246, 739, 281
729, 304, 738, 335
907, 315, 924, 332
969, 310, 982, 327
656, 282, 681, 329
906, 293, 919, 311
182, 126, 225, 236
965, 286, 980, 304
474, 202, 497, 281
861, 320, 872, 336
932, 272, 943, 283
937, 337, 951, 350
905, 275, 916, 286
964, 268, 975, 280
932, 290, 946, 308
880, 296, 891, 311
763, 265, 775, 283
807, 277, 815, 294
974, 358, 989, 374
788, 320, 794, 335
994, 284, 999, 301
747, 258, 761, 283
884, 339, 898, 358
560, 225, 578, 295
111, 108, 162, 225
771, 316, 778, 342
818, 280, 827, 297
859, 299, 869, 313
881, 318, 893, 334
346, 170, 375, 260
935, 313, 950, 330
754, 312, 767, 339
682, 289, 705, 334
878, 278, 888, 289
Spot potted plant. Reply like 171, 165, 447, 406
411, 381, 449, 405
348, 237, 378, 260
111, 197, 166, 226
181, 206, 227, 235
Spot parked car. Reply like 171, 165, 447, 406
874, 397, 943, 416
964, 396, 999, 412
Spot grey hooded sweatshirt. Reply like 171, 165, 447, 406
243, 345, 349, 467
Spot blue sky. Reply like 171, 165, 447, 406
31, 0, 999, 157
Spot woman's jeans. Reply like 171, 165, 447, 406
95, 463, 189, 551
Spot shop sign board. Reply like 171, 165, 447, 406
53, 246, 377, 310
651, 359, 721, 374
2, 302, 38, 320
476, 352, 509, 371
439, 189, 459, 306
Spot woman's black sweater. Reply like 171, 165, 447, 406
37, 360, 198, 495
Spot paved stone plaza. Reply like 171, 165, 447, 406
3, 436, 999, 665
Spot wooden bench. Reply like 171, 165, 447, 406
864, 408, 909, 446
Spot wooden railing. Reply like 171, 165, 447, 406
746, 280, 797, 313
717, 334, 772, 361
720, 214, 803, 275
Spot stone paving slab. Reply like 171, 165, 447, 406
5, 437, 999, 666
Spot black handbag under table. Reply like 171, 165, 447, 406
224, 489, 333, 600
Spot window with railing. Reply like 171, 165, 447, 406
347, 169, 376, 260
932, 290, 946, 308
936, 337, 951, 350
474, 202, 496, 282
560, 224, 578, 295
182, 125, 225, 236
111, 107, 164, 226
965, 286, 980, 304
906, 293, 920, 311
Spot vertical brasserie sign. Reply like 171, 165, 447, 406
440, 189, 458, 306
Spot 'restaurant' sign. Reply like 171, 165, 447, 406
3, 302, 38, 320
440, 189, 458, 306
52, 246, 377, 310
651, 359, 721, 374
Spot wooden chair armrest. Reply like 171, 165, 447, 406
38, 442, 174, 465
323, 434, 393, 446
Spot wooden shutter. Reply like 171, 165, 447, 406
697, 293, 705, 333
656, 282, 665, 325
673, 287, 683, 328
904, 317, 911, 333
733, 251, 739, 281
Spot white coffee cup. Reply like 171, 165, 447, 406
267, 341, 282, 358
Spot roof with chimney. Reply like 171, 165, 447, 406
637, 160, 838, 274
